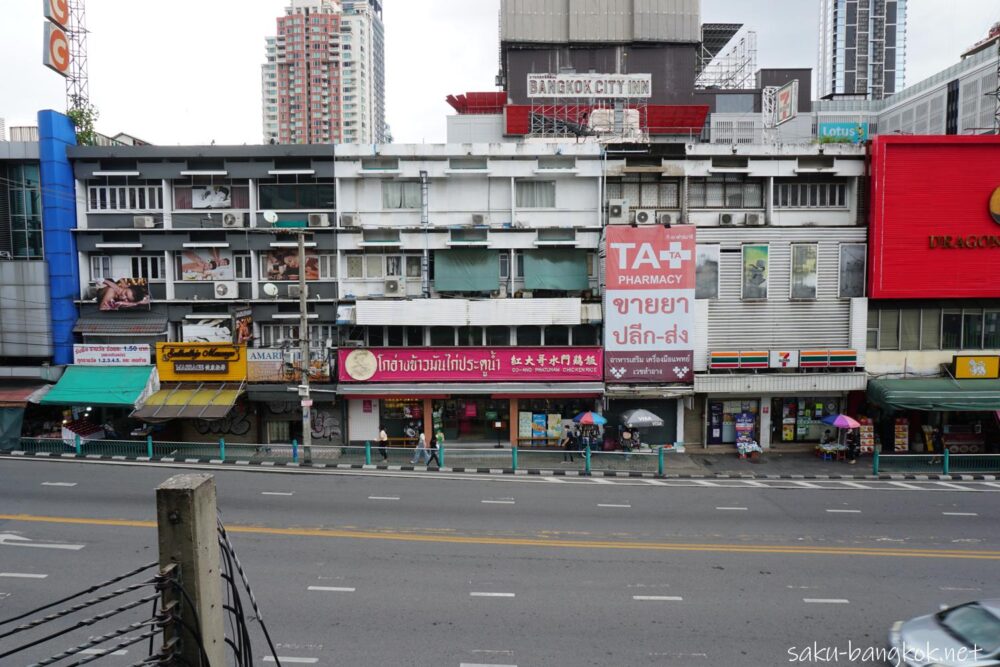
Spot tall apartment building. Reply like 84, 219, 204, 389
262, 0, 385, 144
817, 0, 907, 100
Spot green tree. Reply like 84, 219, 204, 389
67, 102, 100, 146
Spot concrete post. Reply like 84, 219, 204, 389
156, 474, 225, 667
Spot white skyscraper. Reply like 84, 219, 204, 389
262, 0, 386, 144
817, 0, 907, 100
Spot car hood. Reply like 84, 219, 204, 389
899, 614, 998, 666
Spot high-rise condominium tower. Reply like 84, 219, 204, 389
262, 0, 385, 144
817, 0, 906, 100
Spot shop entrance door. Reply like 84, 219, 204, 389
707, 400, 759, 445
433, 397, 510, 442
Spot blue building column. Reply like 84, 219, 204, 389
37, 110, 79, 366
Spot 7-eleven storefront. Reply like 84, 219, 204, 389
339, 347, 604, 447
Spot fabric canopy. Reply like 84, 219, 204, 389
40, 366, 157, 408
523, 249, 589, 290
867, 378, 1000, 412
133, 383, 243, 421
0, 408, 26, 451
0, 383, 50, 408
434, 248, 499, 292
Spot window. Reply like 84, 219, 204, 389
258, 182, 336, 210
899, 310, 921, 350
571, 325, 599, 345
516, 181, 556, 208
741, 245, 769, 300
406, 326, 424, 346
879, 310, 900, 350
543, 326, 569, 346
774, 182, 847, 209
259, 324, 335, 349
516, 326, 541, 346
386, 327, 405, 346
963, 312, 984, 350
839, 244, 866, 298
385, 256, 402, 277
457, 327, 482, 346
430, 326, 454, 346
921, 309, 941, 350
984, 312, 1000, 349
90, 255, 112, 281
486, 326, 510, 346
499, 253, 510, 280
368, 327, 384, 346
790, 244, 818, 300
381, 181, 421, 209
4, 164, 43, 259
365, 255, 383, 278
942, 311, 962, 349
695, 245, 720, 300
318, 254, 337, 279
867, 310, 879, 350
688, 175, 763, 208
346, 255, 364, 278
87, 184, 163, 211
607, 176, 680, 208
131, 256, 164, 281
405, 256, 421, 278
233, 253, 252, 280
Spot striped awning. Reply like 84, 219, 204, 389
132, 382, 244, 421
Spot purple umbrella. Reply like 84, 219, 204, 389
821, 414, 861, 429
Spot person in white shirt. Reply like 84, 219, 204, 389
378, 426, 389, 462
410, 432, 428, 465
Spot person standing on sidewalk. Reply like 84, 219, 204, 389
846, 429, 859, 464
562, 425, 577, 463
410, 432, 428, 465
426, 429, 443, 467
378, 425, 389, 462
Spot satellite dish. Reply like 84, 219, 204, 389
262, 283, 279, 297
263, 210, 279, 224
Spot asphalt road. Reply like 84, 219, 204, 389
1, 458, 998, 666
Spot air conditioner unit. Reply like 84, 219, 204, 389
288, 284, 307, 299
340, 213, 358, 227
214, 281, 239, 299
221, 212, 244, 228
471, 213, 488, 225
308, 213, 330, 228
719, 213, 735, 226
745, 213, 764, 226
133, 215, 155, 229
657, 212, 673, 226
383, 278, 404, 297
634, 209, 655, 225
608, 199, 629, 223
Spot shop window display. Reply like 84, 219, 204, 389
774, 397, 841, 443
381, 399, 423, 443
433, 398, 509, 442
516, 398, 593, 447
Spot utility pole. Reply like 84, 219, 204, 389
298, 230, 313, 463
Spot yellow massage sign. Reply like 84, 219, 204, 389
155, 343, 247, 382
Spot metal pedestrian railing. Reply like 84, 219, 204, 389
872, 449, 1000, 475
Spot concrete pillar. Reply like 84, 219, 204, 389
759, 396, 772, 450
508, 398, 518, 447
423, 397, 434, 446
156, 474, 225, 667
675, 398, 685, 447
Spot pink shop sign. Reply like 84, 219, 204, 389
338, 347, 604, 383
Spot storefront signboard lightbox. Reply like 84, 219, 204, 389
337, 347, 602, 383
247, 348, 331, 383
954, 355, 1000, 379
604, 225, 696, 383
73, 344, 151, 366
155, 343, 247, 382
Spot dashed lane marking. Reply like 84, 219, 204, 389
0, 572, 48, 578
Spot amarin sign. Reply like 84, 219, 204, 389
527, 74, 652, 99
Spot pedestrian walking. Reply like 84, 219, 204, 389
846, 429, 859, 464
928, 426, 944, 464
426, 429, 443, 467
410, 432, 428, 465
378, 425, 389, 462
562, 425, 576, 462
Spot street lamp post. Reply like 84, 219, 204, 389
297, 231, 312, 463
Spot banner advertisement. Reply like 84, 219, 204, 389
191, 186, 232, 209
604, 225, 696, 383
742, 244, 769, 299
818, 121, 868, 144
73, 344, 151, 366
183, 323, 232, 344
155, 343, 247, 382
264, 250, 319, 281
338, 347, 603, 383
233, 308, 253, 344
247, 349, 332, 383
97, 278, 150, 311
527, 73, 652, 99
180, 249, 234, 281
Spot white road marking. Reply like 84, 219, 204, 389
481, 500, 515, 505
307, 586, 355, 592
80, 648, 128, 656
264, 658, 318, 665
641, 479, 666, 485
597, 503, 631, 508
940, 587, 982, 592
541, 477, 565, 483
692, 480, 719, 487
41, 482, 77, 487
804, 598, 850, 604
825, 509, 861, 514
589, 477, 614, 484
0, 572, 48, 579
470, 592, 515, 598
942, 512, 979, 516
633, 595, 684, 601
792, 481, 820, 489
889, 481, 924, 490
934, 481, 974, 491
0, 533, 84, 551
368, 496, 400, 501
715, 507, 748, 511
262, 492, 294, 496
840, 481, 873, 489
981, 482, 1000, 489
461, 663, 517, 667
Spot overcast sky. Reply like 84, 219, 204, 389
1, 1, 997, 145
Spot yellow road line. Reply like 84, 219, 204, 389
2, 513, 999, 560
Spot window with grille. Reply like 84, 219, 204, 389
688, 176, 763, 208
130, 256, 164, 281
88, 184, 164, 211
774, 182, 848, 208
90, 255, 112, 281
233, 253, 252, 280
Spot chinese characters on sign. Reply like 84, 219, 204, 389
338, 347, 603, 383
604, 225, 696, 383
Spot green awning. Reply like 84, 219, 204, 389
40, 366, 157, 408
434, 248, 499, 292
523, 248, 589, 290
868, 378, 1000, 412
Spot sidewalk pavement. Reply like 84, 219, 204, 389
667, 448, 869, 477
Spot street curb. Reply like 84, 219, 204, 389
4, 451, 998, 482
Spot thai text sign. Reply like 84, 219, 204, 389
73, 344, 151, 366
527, 74, 652, 99
338, 347, 602, 383
604, 225, 696, 383
156, 343, 247, 382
